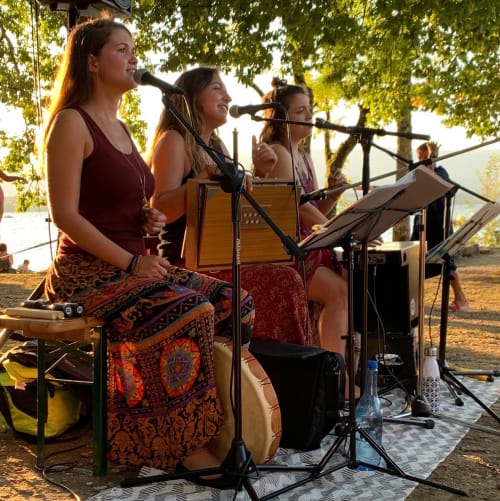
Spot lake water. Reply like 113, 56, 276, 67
0, 201, 485, 274
0, 210, 57, 272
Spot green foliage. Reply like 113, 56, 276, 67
1, 0, 498, 215
472, 154, 500, 247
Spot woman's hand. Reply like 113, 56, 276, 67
142, 207, 166, 235
133, 254, 170, 279
252, 135, 277, 177
327, 169, 348, 203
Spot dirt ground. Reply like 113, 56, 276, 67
0, 248, 499, 500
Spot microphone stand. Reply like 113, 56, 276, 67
121, 92, 310, 498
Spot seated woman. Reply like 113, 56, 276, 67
148, 66, 312, 346
0, 243, 15, 273
255, 79, 359, 395
42, 19, 253, 487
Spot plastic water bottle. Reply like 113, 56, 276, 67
422, 346, 441, 413
355, 359, 383, 470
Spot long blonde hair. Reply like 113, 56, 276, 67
42, 18, 131, 149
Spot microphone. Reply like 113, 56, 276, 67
133, 68, 184, 95
315, 118, 351, 134
229, 102, 281, 118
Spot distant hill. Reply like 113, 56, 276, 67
312, 148, 499, 206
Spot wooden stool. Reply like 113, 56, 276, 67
0, 314, 106, 475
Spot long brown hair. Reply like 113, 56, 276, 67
259, 78, 309, 145
147, 66, 223, 175
42, 18, 131, 148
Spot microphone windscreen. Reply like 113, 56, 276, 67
133, 68, 148, 85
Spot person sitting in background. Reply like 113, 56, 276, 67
147, 66, 312, 346
0, 168, 27, 223
411, 141, 470, 312
16, 259, 32, 273
42, 18, 254, 487
0, 242, 15, 273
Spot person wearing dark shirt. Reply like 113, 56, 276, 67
411, 141, 470, 312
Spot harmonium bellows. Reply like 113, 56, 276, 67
185, 179, 298, 271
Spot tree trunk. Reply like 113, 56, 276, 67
393, 113, 413, 241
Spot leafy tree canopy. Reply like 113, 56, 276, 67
1, 0, 498, 211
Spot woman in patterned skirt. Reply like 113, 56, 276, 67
42, 18, 253, 487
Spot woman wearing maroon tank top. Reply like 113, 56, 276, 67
42, 18, 253, 488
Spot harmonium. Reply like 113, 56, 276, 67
184, 179, 299, 271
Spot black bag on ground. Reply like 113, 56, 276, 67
249, 339, 345, 451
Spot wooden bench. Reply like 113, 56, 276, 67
0, 314, 107, 475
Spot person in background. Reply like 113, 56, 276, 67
411, 141, 470, 312
256, 79, 359, 396
16, 259, 32, 273
42, 18, 254, 488
0, 168, 27, 223
0, 242, 15, 273
148, 66, 312, 346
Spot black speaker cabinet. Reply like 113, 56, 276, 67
353, 241, 420, 334
364, 330, 418, 395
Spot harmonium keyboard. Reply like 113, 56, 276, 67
185, 179, 299, 271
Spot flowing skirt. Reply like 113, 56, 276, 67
44, 252, 254, 471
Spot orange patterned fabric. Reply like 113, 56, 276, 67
45, 252, 254, 471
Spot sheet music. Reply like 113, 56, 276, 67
299, 166, 454, 250
426, 202, 500, 263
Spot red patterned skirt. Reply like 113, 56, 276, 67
44, 252, 254, 471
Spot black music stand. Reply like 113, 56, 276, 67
257, 166, 466, 499
426, 202, 500, 423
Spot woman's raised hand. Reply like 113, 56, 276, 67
142, 206, 166, 235
252, 135, 277, 177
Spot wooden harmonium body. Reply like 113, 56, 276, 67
185, 179, 298, 271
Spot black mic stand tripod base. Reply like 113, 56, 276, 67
257, 237, 466, 500
430, 202, 500, 424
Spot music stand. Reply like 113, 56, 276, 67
257, 166, 467, 499
426, 202, 500, 423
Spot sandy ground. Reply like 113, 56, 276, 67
0, 248, 499, 500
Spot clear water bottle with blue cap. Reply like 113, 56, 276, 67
355, 358, 383, 470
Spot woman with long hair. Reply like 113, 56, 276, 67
148, 66, 312, 346
42, 18, 253, 487
257, 80, 359, 395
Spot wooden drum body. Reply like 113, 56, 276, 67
209, 338, 282, 464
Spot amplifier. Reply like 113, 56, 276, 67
364, 330, 418, 395
353, 241, 420, 335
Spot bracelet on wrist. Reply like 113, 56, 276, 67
126, 255, 138, 274
131, 255, 142, 275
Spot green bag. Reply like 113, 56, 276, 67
0, 345, 83, 438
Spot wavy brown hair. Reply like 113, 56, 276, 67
259, 78, 308, 145
146, 66, 223, 175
